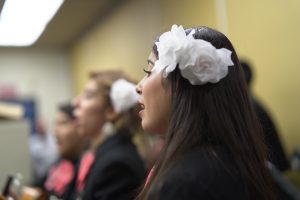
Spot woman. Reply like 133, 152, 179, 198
73, 70, 146, 200
135, 25, 274, 199
45, 102, 86, 199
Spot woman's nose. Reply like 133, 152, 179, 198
136, 82, 142, 95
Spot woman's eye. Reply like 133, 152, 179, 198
143, 69, 151, 77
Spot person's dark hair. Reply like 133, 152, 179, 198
58, 102, 75, 120
137, 27, 273, 199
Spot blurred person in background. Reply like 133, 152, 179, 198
73, 70, 146, 200
240, 60, 290, 172
4, 103, 86, 200
43, 102, 87, 199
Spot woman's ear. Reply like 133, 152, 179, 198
104, 106, 118, 122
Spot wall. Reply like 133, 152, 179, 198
159, 0, 217, 31
0, 48, 73, 130
0, 121, 31, 187
226, 0, 300, 154
70, 0, 162, 94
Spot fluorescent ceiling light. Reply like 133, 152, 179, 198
0, 0, 64, 47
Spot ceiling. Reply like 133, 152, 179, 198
0, 0, 127, 49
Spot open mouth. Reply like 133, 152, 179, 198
138, 101, 145, 117
138, 100, 145, 109
73, 116, 80, 125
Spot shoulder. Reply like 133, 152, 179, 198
95, 133, 143, 166
88, 133, 145, 182
154, 147, 247, 199
83, 134, 146, 200
165, 147, 235, 186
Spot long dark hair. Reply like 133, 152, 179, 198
137, 27, 273, 199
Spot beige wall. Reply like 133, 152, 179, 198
70, 0, 162, 93
70, 0, 300, 154
226, 0, 300, 154
159, 0, 217, 30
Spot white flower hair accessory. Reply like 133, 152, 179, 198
110, 79, 139, 114
152, 24, 234, 85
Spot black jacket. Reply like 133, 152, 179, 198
148, 147, 249, 200
83, 130, 146, 200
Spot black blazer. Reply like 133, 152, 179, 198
148, 147, 249, 200
83, 130, 146, 200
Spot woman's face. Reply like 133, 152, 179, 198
136, 52, 172, 134
54, 111, 81, 158
73, 80, 109, 138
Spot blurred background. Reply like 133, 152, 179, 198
0, 0, 300, 192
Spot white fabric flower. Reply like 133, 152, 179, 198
110, 79, 139, 114
152, 24, 234, 85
